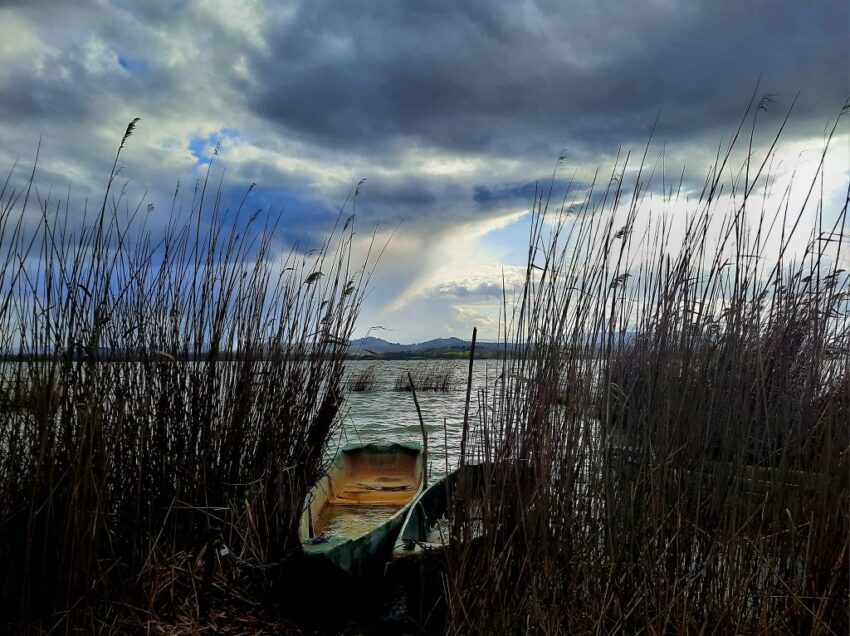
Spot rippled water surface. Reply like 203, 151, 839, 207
334, 360, 500, 481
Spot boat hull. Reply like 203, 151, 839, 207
388, 462, 489, 627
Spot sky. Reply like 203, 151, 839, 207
0, 0, 847, 342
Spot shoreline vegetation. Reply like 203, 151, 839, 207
434, 96, 849, 634
0, 119, 376, 633
1, 96, 848, 634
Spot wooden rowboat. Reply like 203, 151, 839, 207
299, 441, 424, 578
391, 462, 488, 561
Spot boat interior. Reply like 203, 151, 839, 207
302, 444, 423, 542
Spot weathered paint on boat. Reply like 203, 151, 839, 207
299, 441, 423, 578
392, 462, 487, 560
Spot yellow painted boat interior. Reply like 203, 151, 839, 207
302, 445, 423, 541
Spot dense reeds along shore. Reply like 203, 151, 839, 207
395, 363, 456, 392
0, 121, 375, 631
438, 99, 849, 634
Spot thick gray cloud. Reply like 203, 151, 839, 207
252, 0, 848, 157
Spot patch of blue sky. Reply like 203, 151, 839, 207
188, 129, 241, 166
478, 213, 533, 267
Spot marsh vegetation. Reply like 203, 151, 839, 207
435, 98, 849, 634
0, 121, 374, 632
394, 363, 456, 392
0, 97, 847, 634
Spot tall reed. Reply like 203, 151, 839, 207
0, 121, 373, 630
347, 364, 381, 391
395, 363, 456, 392
440, 97, 849, 634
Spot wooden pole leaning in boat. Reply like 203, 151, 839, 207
408, 371, 428, 489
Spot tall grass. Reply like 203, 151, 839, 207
0, 122, 373, 630
395, 363, 455, 392
440, 98, 849, 633
346, 364, 380, 391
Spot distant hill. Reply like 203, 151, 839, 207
1, 333, 632, 362
348, 336, 405, 354
348, 336, 503, 359
408, 337, 468, 352
347, 332, 635, 359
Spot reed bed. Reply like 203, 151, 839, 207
395, 363, 455, 392
0, 121, 373, 631
439, 98, 849, 634
346, 363, 380, 391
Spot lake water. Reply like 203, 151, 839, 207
335, 359, 502, 482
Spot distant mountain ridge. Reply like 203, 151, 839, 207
347, 332, 635, 359
348, 336, 501, 358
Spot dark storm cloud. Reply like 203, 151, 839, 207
474, 182, 541, 207
472, 178, 589, 207
252, 0, 849, 159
